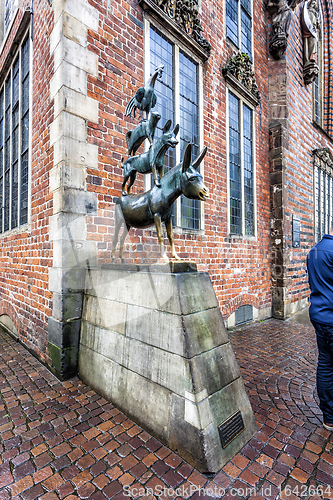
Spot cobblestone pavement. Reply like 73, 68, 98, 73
1, 319, 333, 500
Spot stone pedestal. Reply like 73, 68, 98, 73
78, 263, 257, 473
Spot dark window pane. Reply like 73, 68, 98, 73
11, 161, 18, 229
315, 166, 320, 241
241, 0, 251, 14
179, 52, 199, 230
21, 112, 29, 153
20, 151, 29, 225
20, 37, 30, 226
0, 176, 2, 233
13, 58, 19, 106
150, 27, 175, 172
0, 90, 3, 233
226, 0, 239, 46
241, 10, 252, 55
4, 170, 9, 231
229, 94, 241, 234
21, 37, 30, 79
243, 104, 254, 235
22, 75, 29, 115
12, 124, 18, 163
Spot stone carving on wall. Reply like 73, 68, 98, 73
313, 148, 333, 175
139, 0, 211, 56
222, 53, 261, 106
266, 0, 300, 59
301, 0, 320, 85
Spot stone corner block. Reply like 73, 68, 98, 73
48, 316, 81, 349
53, 188, 98, 216
47, 341, 79, 380
177, 272, 219, 315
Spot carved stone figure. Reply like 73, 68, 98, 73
125, 65, 164, 120
126, 111, 161, 156
301, 0, 320, 84
121, 120, 179, 195
112, 144, 209, 263
266, 0, 302, 59
266, 0, 292, 59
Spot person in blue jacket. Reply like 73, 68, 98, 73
307, 231, 333, 431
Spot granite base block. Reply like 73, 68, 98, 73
78, 264, 257, 472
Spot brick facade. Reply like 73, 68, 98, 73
0, 0, 331, 378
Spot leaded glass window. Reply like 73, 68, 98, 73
0, 34, 30, 234
228, 92, 254, 236
314, 165, 333, 242
150, 27, 201, 230
226, 0, 252, 57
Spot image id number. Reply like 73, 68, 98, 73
281, 484, 332, 497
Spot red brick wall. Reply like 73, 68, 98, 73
0, 1, 54, 361
85, 0, 272, 320
277, 0, 333, 309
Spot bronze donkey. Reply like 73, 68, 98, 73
121, 119, 179, 195
111, 144, 209, 263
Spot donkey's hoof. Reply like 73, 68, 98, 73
122, 191, 127, 196
155, 180, 161, 188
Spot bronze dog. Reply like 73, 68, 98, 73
121, 119, 179, 195
126, 112, 161, 156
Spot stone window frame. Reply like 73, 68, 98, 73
225, 0, 254, 60
313, 0, 323, 127
0, 26, 31, 236
143, 15, 205, 234
313, 148, 333, 242
226, 85, 257, 240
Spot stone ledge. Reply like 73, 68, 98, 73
224, 71, 260, 108
101, 261, 197, 273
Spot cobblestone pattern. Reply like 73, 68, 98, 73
1, 320, 333, 500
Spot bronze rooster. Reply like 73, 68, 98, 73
125, 64, 164, 120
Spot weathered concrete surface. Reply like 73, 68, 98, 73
78, 264, 257, 473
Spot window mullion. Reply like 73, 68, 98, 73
0, 93, 3, 234
238, 0, 241, 51
174, 44, 181, 228
240, 101, 244, 236
9, 69, 12, 230
17, 49, 22, 227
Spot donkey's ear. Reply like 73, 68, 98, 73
182, 144, 192, 173
173, 124, 180, 136
163, 119, 172, 133
192, 147, 207, 171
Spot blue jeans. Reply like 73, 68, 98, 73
311, 319, 333, 423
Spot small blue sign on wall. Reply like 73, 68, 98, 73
293, 215, 300, 248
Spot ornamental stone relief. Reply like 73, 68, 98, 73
222, 53, 261, 106
265, 0, 301, 60
313, 148, 333, 176
139, 0, 211, 56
